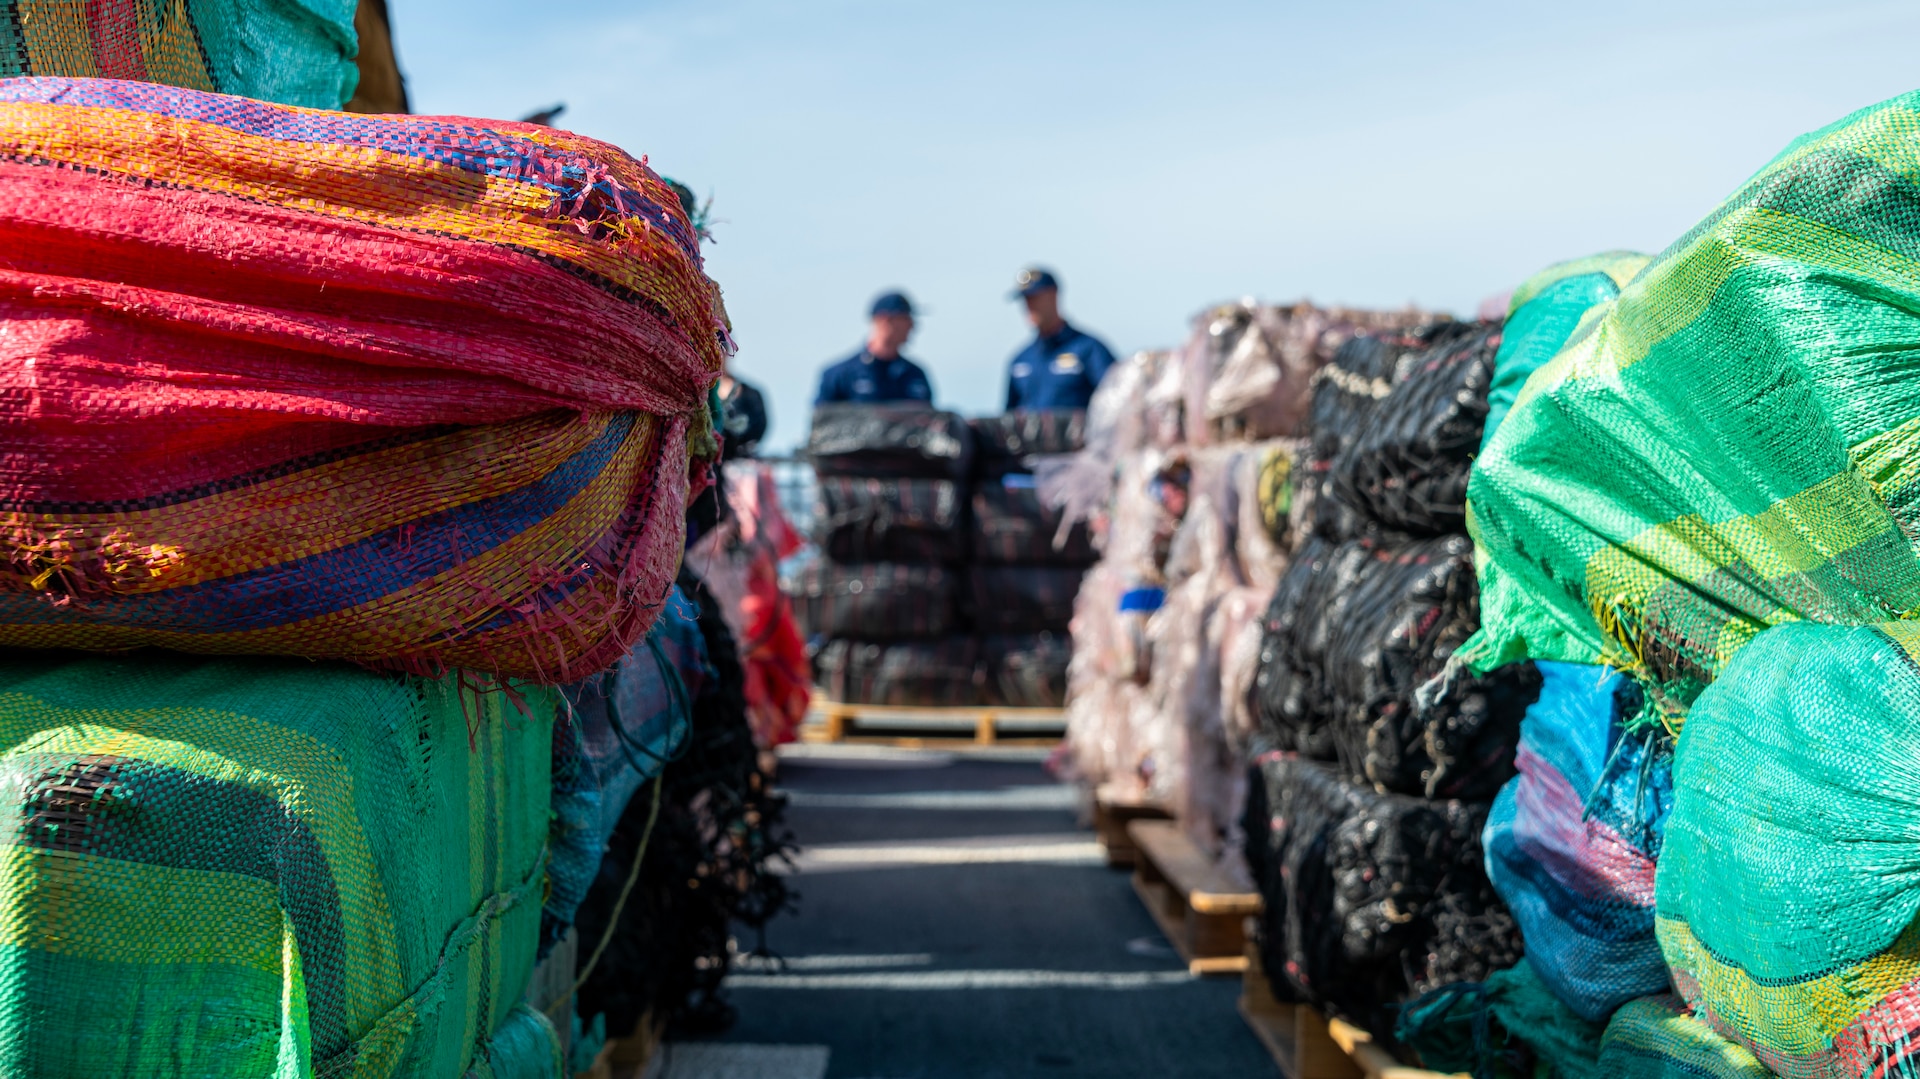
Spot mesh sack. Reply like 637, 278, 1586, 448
1324, 321, 1501, 537
0, 79, 728, 682
1483, 252, 1649, 447
0, 649, 556, 1078
814, 636, 985, 706
968, 410, 1087, 464
0, 1, 361, 109
971, 473, 1098, 565
787, 561, 959, 640
1397, 961, 1607, 1079
807, 405, 972, 479
1598, 996, 1772, 1079
1655, 620, 1920, 1079
1245, 754, 1518, 1042
575, 568, 794, 1038
1464, 92, 1920, 710
545, 585, 708, 946
1485, 661, 1672, 1022
813, 476, 964, 564
980, 631, 1070, 708
965, 565, 1084, 634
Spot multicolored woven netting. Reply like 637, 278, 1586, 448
0, 650, 558, 1078
1464, 90, 1920, 712
0, 0, 363, 109
0, 77, 729, 682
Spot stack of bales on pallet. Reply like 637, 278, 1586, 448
0, 48, 788, 1078
798, 406, 980, 705
966, 411, 1096, 707
1400, 92, 1920, 1079
1244, 318, 1543, 1044
1058, 302, 1431, 858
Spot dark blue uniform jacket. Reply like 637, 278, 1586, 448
815, 350, 935, 405
1005, 322, 1116, 410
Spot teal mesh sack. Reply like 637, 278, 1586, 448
1396, 960, 1605, 1079
0, 650, 557, 1078
0, 0, 361, 109
1598, 996, 1770, 1079
1655, 620, 1920, 1078
1463, 91, 1920, 712
1481, 252, 1648, 447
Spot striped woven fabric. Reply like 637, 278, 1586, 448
0, 651, 558, 1078
0, 0, 362, 110
0, 78, 728, 681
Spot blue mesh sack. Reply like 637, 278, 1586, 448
545, 586, 706, 946
1485, 661, 1672, 1022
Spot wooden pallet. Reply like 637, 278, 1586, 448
804, 695, 1066, 747
1092, 783, 1172, 867
1239, 919, 1462, 1079
1127, 819, 1263, 975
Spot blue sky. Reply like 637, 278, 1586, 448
395, 0, 1919, 451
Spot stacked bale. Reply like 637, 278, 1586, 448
799, 406, 980, 706
0, 62, 779, 1077
1057, 301, 1434, 859
967, 411, 1096, 708
1407, 92, 1920, 1079
1245, 318, 1542, 1045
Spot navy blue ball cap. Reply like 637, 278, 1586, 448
870, 290, 916, 318
1010, 267, 1059, 299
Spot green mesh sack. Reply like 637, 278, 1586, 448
0, 0, 361, 109
1655, 620, 1920, 1078
1481, 251, 1648, 447
1598, 996, 1770, 1079
1463, 91, 1920, 710
0, 650, 558, 1079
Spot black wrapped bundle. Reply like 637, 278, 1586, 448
1253, 536, 1372, 758
1303, 323, 1472, 542
814, 476, 964, 564
808, 404, 974, 479
971, 476, 1097, 565
965, 565, 1084, 634
789, 562, 959, 640
980, 631, 1070, 708
1324, 322, 1500, 537
1326, 534, 1538, 799
1244, 755, 1519, 1042
969, 410, 1086, 473
815, 637, 985, 706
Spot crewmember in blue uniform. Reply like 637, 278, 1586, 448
815, 291, 935, 405
1004, 267, 1117, 411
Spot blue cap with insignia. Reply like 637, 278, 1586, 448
870, 290, 915, 318
1010, 267, 1060, 299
